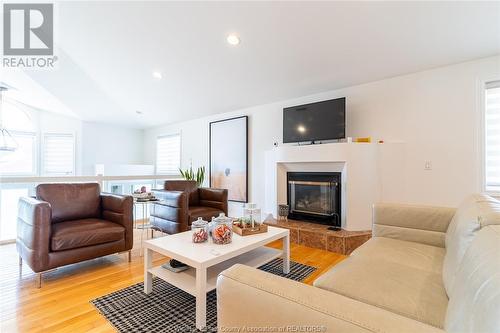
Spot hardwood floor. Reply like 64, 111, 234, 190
0, 229, 346, 333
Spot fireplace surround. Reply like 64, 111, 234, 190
287, 172, 341, 230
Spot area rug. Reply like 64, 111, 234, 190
91, 259, 316, 333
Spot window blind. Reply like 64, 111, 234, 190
485, 81, 500, 191
156, 134, 181, 174
43, 133, 75, 176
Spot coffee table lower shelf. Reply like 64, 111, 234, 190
148, 247, 282, 296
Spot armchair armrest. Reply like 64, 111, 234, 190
217, 264, 444, 333
152, 189, 187, 207
199, 187, 228, 214
17, 197, 52, 272
373, 203, 456, 247
101, 193, 133, 249
150, 190, 189, 234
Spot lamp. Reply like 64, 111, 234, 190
0, 85, 18, 152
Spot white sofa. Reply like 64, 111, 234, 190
217, 194, 500, 333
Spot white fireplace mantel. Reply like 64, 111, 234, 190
264, 142, 404, 231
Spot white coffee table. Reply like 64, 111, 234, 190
143, 226, 290, 330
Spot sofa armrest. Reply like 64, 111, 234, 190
217, 264, 444, 333
17, 197, 52, 272
101, 193, 133, 249
199, 187, 228, 214
150, 190, 189, 233
372, 203, 456, 247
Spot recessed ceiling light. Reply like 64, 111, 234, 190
136, 110, 143, 115
226, 34, 240, 46
152, 72, 162, 79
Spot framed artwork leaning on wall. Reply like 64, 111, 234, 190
209, 116, 248, 203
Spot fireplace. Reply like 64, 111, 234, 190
287, 172, 341, 230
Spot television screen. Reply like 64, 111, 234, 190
283, 97, 345, 143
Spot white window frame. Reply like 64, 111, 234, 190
480, 78, 500, 194
155, 132, 182, 175
0, 131, 38, 177
41, 132, 76, 176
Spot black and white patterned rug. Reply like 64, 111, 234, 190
91, 259, 316, 333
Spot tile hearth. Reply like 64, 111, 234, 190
265, 218, 371, 255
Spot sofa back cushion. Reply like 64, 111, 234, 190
443, 194, 500, 294
36, 183, 101, 223
164, 180, 199, 206
444, 225, 500, 332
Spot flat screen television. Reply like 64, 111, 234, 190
283, 97, 345, 143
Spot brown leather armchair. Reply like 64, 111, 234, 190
150, 180, 228, 234
17, 183, 133, 287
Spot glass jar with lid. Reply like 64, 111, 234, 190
191, 217, 208, 243
211, 213, 233, 244
243, 203, 262, 229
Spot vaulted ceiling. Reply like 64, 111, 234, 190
3, 1, 500, 128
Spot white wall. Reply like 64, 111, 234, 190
81, 122, 144, 175
28, 111, 145, 176
144, 56, 500, 216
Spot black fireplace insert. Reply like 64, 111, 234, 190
287, 172, 341, 230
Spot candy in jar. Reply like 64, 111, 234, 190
191, 217, 208, 243
211, 213, 233, 244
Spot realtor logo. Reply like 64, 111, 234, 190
3, 3, 53, 55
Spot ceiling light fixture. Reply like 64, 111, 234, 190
152, 72, 162, 80
226, 34, 240, 46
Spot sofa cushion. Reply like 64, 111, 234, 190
314, 256, 449, 328
51, 218, 124, 251
36, 183, 101, 223
351, 237, 445, 274
442, 194, 500, 295
445, 225, 500, 333
188, 206, 223, 225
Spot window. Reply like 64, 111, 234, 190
485, 81, 500, 192
0, 100, 37, 176
0, 132, 37, 176
156, 134, 181, 174
42, 133, 75, 176
2, 100, 36, 132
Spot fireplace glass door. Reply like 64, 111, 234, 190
289, 180, 336, 216
287, 172, 341, 227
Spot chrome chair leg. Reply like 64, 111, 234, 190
36, 272, 42, 288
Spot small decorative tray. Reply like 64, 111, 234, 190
232, 223, 268, 236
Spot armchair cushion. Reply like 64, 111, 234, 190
188, 206, 224, 225
51, 218, 125, 251
36, 183, 101, 223
199, 187, 228, 213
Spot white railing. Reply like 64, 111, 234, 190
0, 174, 181, 185
0, 174, 182, 243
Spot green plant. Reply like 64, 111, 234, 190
179, 166, 206, 187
